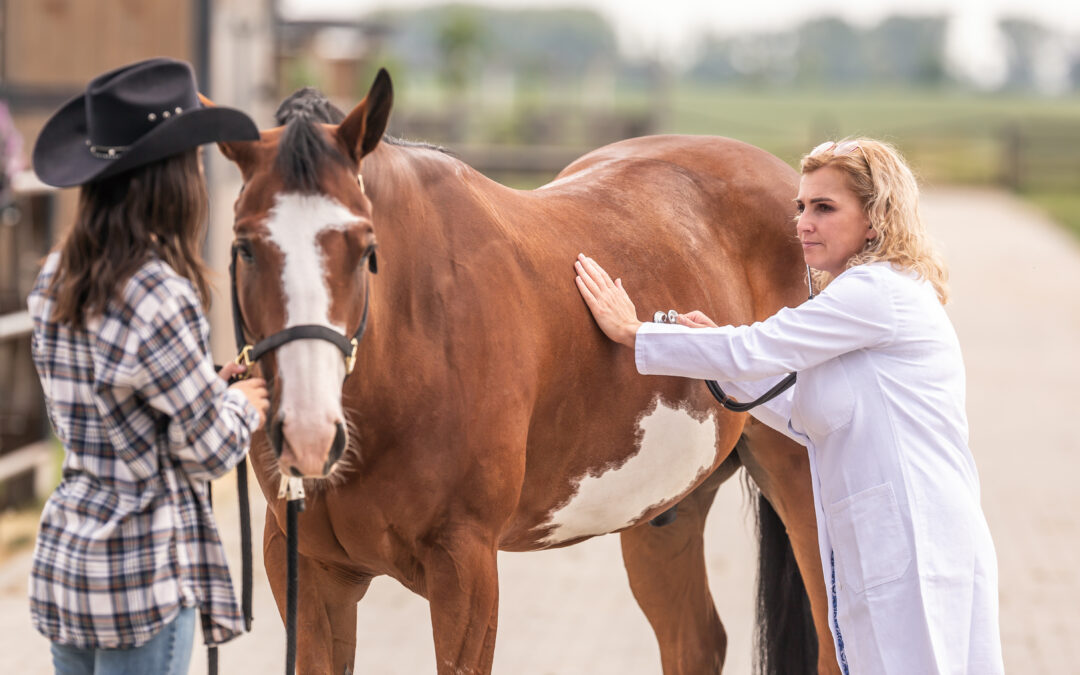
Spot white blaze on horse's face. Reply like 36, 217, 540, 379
265, 192, 359, 477
538, 398, 719, 545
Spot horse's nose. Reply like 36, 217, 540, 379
323, 422, 347, 475
277, 414, 346, 478
270, 415, 285, 458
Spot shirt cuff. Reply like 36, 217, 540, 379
224, 387, 261, 434
634, 322, 661, 374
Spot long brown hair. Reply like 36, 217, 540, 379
48, 149, 211, 328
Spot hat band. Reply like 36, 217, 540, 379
88, 143, 129, 160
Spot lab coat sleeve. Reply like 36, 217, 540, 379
635, 265, 896, 382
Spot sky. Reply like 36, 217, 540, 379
280, 0, 1080, 89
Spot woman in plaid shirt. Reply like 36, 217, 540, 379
28, 58, 269, 674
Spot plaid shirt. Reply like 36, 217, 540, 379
27, 252, 259, 649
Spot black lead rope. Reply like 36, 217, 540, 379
204, 399, 251, 675
285, 496, 303, 674
238, 458, 253, 633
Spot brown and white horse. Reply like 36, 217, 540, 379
216, 71, 839, 674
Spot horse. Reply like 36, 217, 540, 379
213, 70, 840, 675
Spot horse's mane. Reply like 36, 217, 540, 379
274, 87, 452, 191
274, 88, 350, 192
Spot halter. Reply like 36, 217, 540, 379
229, 242, 377, 378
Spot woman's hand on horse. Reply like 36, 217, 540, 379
677, 311, 719, 328
574, 253, 641, 348
230, 377, 270, 429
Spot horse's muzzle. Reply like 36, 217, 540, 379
270, 414, 347, 478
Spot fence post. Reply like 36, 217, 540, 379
1002, 122, 1023, 191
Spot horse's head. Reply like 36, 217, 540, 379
216, 70, 393, 478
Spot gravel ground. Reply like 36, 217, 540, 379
1, 188, 1077, 674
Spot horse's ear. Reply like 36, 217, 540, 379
337, 69, 393, 164
198, 93, 257, 169
216, 139, 257, 169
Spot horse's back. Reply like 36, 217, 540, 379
555, 134, 797, 195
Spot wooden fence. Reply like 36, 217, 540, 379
0, 175, 55, 508
0, 0, 210, 510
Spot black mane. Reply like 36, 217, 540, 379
275, 87, 347, 126
274, 87, 452, 190
274, 88, 350, 192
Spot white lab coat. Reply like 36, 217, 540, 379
635, 262, 1003, 674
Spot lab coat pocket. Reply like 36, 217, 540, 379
828, 482, 911, 595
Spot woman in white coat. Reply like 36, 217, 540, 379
575, 139, 1004, 674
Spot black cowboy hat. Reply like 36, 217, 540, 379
32, 57, 259, 188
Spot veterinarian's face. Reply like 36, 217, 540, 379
795, 167, 874, 277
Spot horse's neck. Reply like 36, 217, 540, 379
365, 142, 526, 252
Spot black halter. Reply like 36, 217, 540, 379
229, 242, 377, 376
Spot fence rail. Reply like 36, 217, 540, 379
0, 311, 31, 342
0, 441, 52, 501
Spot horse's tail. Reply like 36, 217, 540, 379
752, 488, 818, 675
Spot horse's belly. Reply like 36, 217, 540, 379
535, 397, 720, 546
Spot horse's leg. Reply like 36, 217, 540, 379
264, 508, 372, 675
738, 420, 840, 675
620, 454, 740, 674
421, 531, 500, 675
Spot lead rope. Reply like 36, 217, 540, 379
280, 476, 305, 675
202, 249, 254, 675
231, 248, 254, 641
204, 389, 253, 675
206, 480, 218, 674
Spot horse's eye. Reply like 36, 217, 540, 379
236, 240, 255, 264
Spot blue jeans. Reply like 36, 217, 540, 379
50, 607, 196, 675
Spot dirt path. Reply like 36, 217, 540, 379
1, 188, 1077, 673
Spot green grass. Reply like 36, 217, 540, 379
1021, 190, 1080, 240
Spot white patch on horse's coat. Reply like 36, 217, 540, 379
265, 193, 359, 441
538, 398, 718, 545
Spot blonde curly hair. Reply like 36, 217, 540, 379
800, 138, 949, 304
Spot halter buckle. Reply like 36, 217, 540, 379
234, 345, 254, 373
345, 337, 359, 375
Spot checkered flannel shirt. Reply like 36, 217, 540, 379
27, 252, 260, 649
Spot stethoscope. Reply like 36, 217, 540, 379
651, 264, 815, 412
